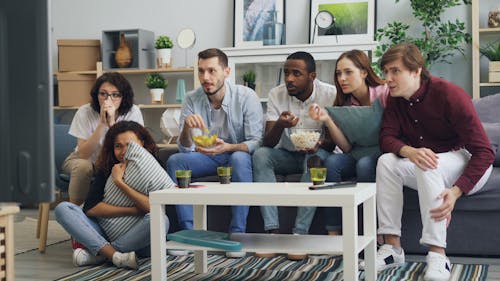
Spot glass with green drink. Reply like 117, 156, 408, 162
217, 166, 232, 184
175, 170, 192, 188
310, 167, 327, 185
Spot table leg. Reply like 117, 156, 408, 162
342, 206, 358, 281
193, 204, 207, 274
151, 203, 167, 281
363, 194, 377, 281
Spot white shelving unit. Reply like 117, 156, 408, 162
472, 1, 500, 99
221, 43, 378, 99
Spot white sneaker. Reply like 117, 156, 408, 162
72, 248, 106, 267
226, 251, 246, 258
424, 252, 451, 281
112, 251, 138, 270
360, 244, 405, 271
167, 249, 192, 256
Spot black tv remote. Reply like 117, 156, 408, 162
308, 181, 357, 190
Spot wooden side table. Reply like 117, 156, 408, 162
0, 204, 20, 281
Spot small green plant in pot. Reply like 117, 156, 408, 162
146, 73, 168, 104
155, 36, 173, 49
480, 41, 500, 82
155, 35, 173, 68
242, 70, 256, 90
480, 42, 500, 61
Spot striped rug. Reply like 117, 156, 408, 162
55, 254, 488, 281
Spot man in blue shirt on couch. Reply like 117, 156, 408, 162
165, 48, 263, 258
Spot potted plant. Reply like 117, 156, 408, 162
480, 42, 500, 82
242, 70, 256, 90
373, 0, 471, 73
146, 73, 168, 104
154, 35, 173, 68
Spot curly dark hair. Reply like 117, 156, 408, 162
287, 51, 316, 73
95, 121, 159, 177
90, 72, 135, 116
334, 50, 385, 106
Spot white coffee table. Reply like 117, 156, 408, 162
150, 182, 377, 281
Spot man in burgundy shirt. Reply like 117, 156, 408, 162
364, 43, 494, 281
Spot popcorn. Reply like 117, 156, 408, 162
290, 129, 321, 150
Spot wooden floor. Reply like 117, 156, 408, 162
12, 208, 500, 280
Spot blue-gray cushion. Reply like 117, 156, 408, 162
482, 122, 500, 167
325, 99, 383, 160
473, 94, 500, 123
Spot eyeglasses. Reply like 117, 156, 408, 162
98, 91, 122, 100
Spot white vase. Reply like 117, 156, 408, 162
156, 48, 172, 68
150, 88, 164, 104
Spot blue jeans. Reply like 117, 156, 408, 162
166, 151, 251, 233
55, 201, 169, 257
253, 147, 330, 234
324, 153, 378, 231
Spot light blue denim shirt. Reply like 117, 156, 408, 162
177, 80, 264, 153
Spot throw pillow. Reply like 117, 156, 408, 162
325, 99, 383, 160
482, 122, 500, 167
99, 141, 175, 241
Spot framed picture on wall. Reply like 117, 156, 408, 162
233, 0, 285, 47
309, 0, 375, 45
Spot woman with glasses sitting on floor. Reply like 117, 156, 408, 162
62, 72, 144, 206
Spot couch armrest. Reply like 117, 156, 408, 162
158, 146, 179, 164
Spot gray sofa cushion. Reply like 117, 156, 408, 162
473, 93, 500, 123
325, 99, 383, 147
474, 93, 500, 166
482, 122, 500, 166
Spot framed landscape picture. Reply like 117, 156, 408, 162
309, 0, 375, 45
233, 0, 285, 47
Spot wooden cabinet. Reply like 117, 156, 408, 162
0, 204, 20, 281
472, 1, 500, 99
54, 62, 195, 108
54, 62, 196, 143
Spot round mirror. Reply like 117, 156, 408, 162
177, 29, 196, 49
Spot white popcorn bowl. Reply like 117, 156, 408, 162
290, 128, 321, 151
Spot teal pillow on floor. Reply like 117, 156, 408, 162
168, 230, 242, 251
325, 99, 383, 160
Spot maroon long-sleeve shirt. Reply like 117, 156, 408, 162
379, 76, 494, 194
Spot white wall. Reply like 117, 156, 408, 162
51, 0, 473, 93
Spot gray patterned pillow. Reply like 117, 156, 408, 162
98, 141, 174, 241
